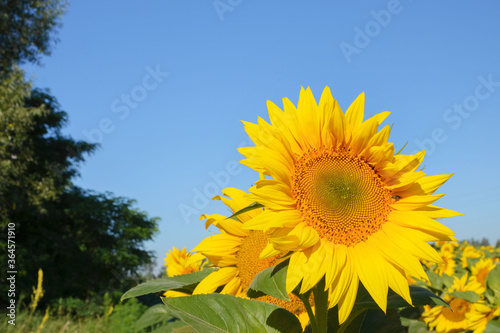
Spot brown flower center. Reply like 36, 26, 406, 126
236, 230, 277, 291
292, 148, 392, 246
442, 298, 469, 322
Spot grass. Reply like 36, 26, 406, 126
1, 298, 147, 333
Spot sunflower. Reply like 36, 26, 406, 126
422, 274, 489, 333
163, 247, 205, 298
164, 246, 205, 277
435, 250, 456, 276
461, 245, 484, 268
470, 258, 496, 289
437, 241, 459, 254
190, 188, 311, 328
238, 86, 460, 323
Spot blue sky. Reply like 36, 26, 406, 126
23, 1, 500, 271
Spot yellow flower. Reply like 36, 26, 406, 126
437, 241, 459, 254
422, 274, 489, 333
239, 87, 460, 323
36, 308, 49, 333
435, 250, 456, 276
461, 245, 484, 268
470, 258, 496, 289
191, 188, 311, 329
164, 246, 205, 277
163, 246, 205, 298
480, 245, 494, 253
30, 269, 44, 313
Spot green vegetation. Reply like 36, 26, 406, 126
0, 0, 159, 316
1, 298, 147, 333
0, 0, 67, 74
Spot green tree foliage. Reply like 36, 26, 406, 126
0, 67, 95, 217
0, 68, 159, 307
0, 0, 67, 73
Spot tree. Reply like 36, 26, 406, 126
12, 186, 159, 303
0, 68, 159, 306
0, 67, 94, 219
0, 0, 67, 73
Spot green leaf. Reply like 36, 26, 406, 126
429, 297, 450, 308
407, 320, 431, 333
449, 290, 481, 303
171, 326, 198, 333
226, 202, 263, 220
426, 271, 443, 291
354, 286, 449, 309
359, 309, 404, 333
339, 310, 366, 333
161, 294, 302, 333
485, 319, 500, 333
135, 304, 175, 332
467, 257, 481, 268
247, 259, 290, 301
122, 269, 216, 301
151, 320, 191, 333
487, 264, 500, 296
399, 307, 424, 326
441, 274, 454, 289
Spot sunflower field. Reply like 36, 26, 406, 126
121, 88, 500, 333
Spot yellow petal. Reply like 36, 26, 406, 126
414, 205, 463, 219
392, 194, 445, 210
193, 267, 238, 294
353, 242, 389, 313
250, 179, 295, 209
385, 262, 412, 306
192, 234, 242, 256
383, 223, 444, 263
296, 87, 320, 148
325, 244, 347, 291
286, 252, 307, 293
266, 100, 302, 156
389, 210, 454, 238
345, 92, 365, 138
318, 86, 335, 147
259, 242, 284, 260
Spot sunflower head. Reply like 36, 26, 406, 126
422, 274, 489, 333
239, 86, 460, 323
435, 250, 456, 276
470, 258, 496, 289
164, 246, 205, 277
190, 188, 311, 327
461, 245, 484, 268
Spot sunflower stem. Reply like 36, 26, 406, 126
313, 277, 328, 333
297, 290, 318, 333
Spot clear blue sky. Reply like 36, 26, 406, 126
22, 1, 500, 272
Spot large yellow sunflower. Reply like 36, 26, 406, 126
239, 86, 460, 323
190, 188, 311, 328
